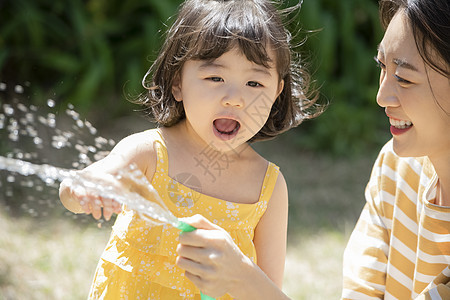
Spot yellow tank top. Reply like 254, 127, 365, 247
89, 129, 280, 299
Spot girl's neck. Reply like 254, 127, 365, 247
158, 122, 268, 204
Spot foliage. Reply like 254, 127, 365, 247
0, 0, 183, 116
0, 0, 390, 155
290, 0, 390, 155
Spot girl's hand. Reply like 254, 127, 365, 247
59, 171, 122, 221
176, 215, 253, 298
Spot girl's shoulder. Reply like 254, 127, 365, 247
247, 151, 287, 202
109, 128, 162, 178
112, 129, 160, 156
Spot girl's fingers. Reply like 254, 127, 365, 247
176, 254, 210, 278
102, 206, 113, 221
101, 197, 115, 221
79, 197, 92, 214
180, 214, 221, 231
91, 199, 102, 220
176, 243, 210, 264
111, 199, 122, 214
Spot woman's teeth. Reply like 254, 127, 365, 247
390, 118, 412, 129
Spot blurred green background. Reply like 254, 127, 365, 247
0, 0, 389, 156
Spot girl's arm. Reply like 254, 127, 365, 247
59, 131, 157, 220
176, 172, 290, 299
253, 170, 289, 288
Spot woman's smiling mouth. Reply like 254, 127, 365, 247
390, 118, 413, 129
389, 117, 413, 135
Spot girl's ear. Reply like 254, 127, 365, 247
172, 72, 183, 102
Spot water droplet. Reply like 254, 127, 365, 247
66, 108, 80, 120
9, 131, 19, 141
88, 146, 96, 153
0, 82, 6, 91
14, 85, 24, 94
0, 114, 5, 129
25, 113, 34, 123
4, 104, 14, 116
26, 125, 38, 138
44, 178, 55, 185
33, 137, 43, 145
47, 99, 55, 108
17, 103, 28, 112
38, 115, 47, 125
7, 175, 15, 183
75, 144, 86, 153
85, 120, 97, 135
76, 119, 84, 128
47, 113, 56, 128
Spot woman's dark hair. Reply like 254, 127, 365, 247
135, 0, 322, 142
379, 0, 450, 78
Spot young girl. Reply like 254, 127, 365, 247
59, 0, 321, 299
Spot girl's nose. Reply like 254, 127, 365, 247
221, 87, 245, 108
376, 73, 400, 108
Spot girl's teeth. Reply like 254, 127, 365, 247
390, 118, 413, 129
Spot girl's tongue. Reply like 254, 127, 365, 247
214, 119, 238, 133
213, 119, 240, 140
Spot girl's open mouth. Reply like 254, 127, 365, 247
213, 118, 240, 141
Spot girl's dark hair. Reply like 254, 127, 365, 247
379, 0, 450, 78
136, 0, 322, 142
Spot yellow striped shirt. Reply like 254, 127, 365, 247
342, 140, 450, 299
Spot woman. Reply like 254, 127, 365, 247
177, 0, 450, 298
342, 0, 450, 299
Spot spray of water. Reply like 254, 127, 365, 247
0, 82, 176, 227
0, 155, 178, 227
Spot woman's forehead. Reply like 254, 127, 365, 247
379, 12, 422, 66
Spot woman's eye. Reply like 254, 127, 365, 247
374, 56, 386, 69
207, 76, 223, 82
247, 81, 263, 87
394, 74, 413, 85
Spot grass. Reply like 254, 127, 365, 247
0, 118, 378, 299
0, 210, 110, 300
284, 230, 349, 299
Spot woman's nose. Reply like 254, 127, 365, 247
376, 73, 400, 108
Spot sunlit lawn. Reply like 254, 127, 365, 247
0, 210, 353, 300
0, 125, 376, 299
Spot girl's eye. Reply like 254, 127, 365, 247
374, 56, 386, 70
247, 81, 263, 88
207, 77, 223, 82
